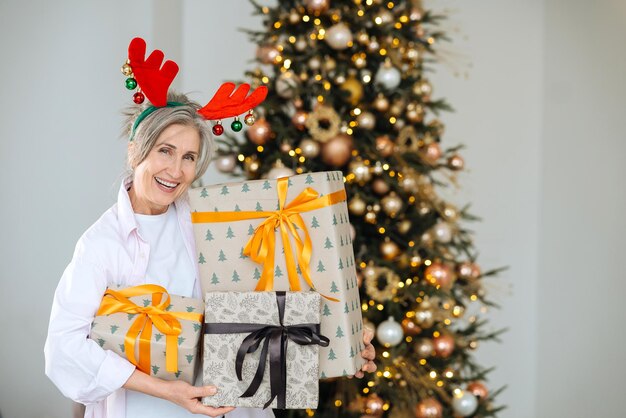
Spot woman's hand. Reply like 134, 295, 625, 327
350, 327, 377, 379
124, 369, 235, 417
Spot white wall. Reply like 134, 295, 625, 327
1, 1, 624, 417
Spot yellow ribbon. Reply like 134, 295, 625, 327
96, 284, 203, 374
191, 177, 346, 301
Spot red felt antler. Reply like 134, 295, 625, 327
198, 83, 268, 120
128, 37, 179, 107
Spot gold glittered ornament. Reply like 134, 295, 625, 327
380, 238, 400, 260
305, 105, 341, 143
244, 157, 260, 177
364, 266, 400, 302
397, 126, 420, 152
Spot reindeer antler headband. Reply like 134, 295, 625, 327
121, 37, 267, 140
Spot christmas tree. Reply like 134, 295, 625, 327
215, 1, 504, 417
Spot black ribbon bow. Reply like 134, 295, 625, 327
204, 292, 330, 409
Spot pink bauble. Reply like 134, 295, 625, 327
321, 134, 353, 167
433, 334, 455, 358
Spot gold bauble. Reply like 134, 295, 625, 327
409, 254, 422, 268
288, 10, 300, 24
420, 142, 442, 164
441, 203, 459, 222
375, 135, 394, 158
279, 142, 292, 153
414, 338, 435, 358
401, 318, 421, 336
357, 31, 370, 44
349, 159, 371, 184
416, 201, 432, 216
356, 111, 376, 130
424, 262, 455, 290
389, 99, 406, 117
381, 192, 403, 217
364, 393, 384, 416
291, 110, 308, 131
121, 63, 133, 76
397, 219, 412, 234
364, 211, 377, 224
412, 79, 432, 97
380, 238, 400, 260
400, 172, 419, 193
372, 178, 390, 195
373, 94, 389, 112
299, 138, 320, 158
414, 308, 435, 329
244, 158, 260, 176
321, 134, 353, 166
348, 196, 367, 216
324, 57, 337, 71
340, 77, 364, 105
406, 102, 425, 123
448, 154, 465, 170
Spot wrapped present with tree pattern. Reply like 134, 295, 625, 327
89, 284, 204, 384
189, 171, 365, 378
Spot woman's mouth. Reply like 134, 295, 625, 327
154, 176, 179, 192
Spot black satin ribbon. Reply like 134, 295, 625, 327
204, 292, 329, 409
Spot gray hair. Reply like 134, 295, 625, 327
121, 91, 214, 181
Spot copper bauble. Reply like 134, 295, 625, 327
373, 94, 389, 112
247, 118, 272, 145
375, 135, 394, 157
299, 138, 320, 158
256, 45, 280, 64
401, 318, 421, 336
357, 111, 376, 130
424, 262, 455, 289
414, 338, 434, 358
433, 334, 455, 358
380, 238, 400, 260
372, 178, 390, 195
349, 159, 371, 183
415, 397, 442, 418
458, 261, 481, 280
381, 193, 403, 217
321, 134, 353, 167
421, 142, 442, 164
365, 393, 384, 416
448, 154, 465, 170
291, 110, 308, 130
467, 381, 489, 400
349, 196, 367, 216
305, 0, 330, 14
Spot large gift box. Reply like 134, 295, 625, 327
89, 284, 204, 384
202, 291, 327, 409
189, 171, 365, 378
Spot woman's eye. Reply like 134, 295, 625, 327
159, 148, 171, 155
184, 154, 196, 162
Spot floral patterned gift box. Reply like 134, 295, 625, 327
89, 284, 204, 384
189, 171, 365, 378
202, 291, 327, 409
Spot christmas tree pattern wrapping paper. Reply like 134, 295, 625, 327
202, 291, 325, 409
189, 171, 365, 378
89, 284, 204, 384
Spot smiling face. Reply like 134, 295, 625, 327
128, 123, 200, 215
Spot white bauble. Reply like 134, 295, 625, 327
214, 154, 237, 173
267, 166, 295, 179
325, 23, 353, 50
357, 111, 376, 130
452, 391, 479, 417
432, 221, 453, 243
375, 64, 402, 90
299, 138, 321, 158
376, 317, 404, 347
276, 72, 298, 99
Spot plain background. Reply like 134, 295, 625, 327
1, 1, 624, 417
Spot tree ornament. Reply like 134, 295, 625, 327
397, 219, 412, 234
397, 126, 419, 152
279, 142, 292, 153
295, 37, 308, 52
371, 162, 384, 175
432, 221, 453, 243
380, 238, 400, 260
467, 381, 489, 400
321, 134, 353, 166
381, 192, 403, 217
340, 77, 364, 105
365, 267, 400, 302
305, 105, 341, 142
247, 117, 272, 144
406, 102, 425, 123
414, 397, 442, 418
304, 0, 330, 14
424, 262, 455, 289
373, 9, 394, 25
458, 262, 481, 280
414, 307, 435, 329
325, 23, 353, 50
212, 121, 224, 136
121, 62, 133, 76
308, 56, 322, 71
349, 159, 371, 184
375, 135, 394, 157
452, 390, 479, 417
401, 318, 421, 336
441, 203, 460, 222
376, 317, 404, 347
412, 79, 433, 98
348, 195, 367, 216
133, 91, 145, 104
299, 138, 320, 158
375, 62, 402, 90
324, 57, 337, 71
390, 98, 407, 117
291, 110, 309, 130
244, 111, 256, 126
364, 393, 385, 416
421, 142, 442, 164
433, 334, 455, 358
409, 254, 422, 269
364, 211, 377, 224
276, 71, 298, 98
428, 119, 445, 137
367, 38, 380, 53
288, 10, 301, 24
356, 111, 376, 130
414, 338, 435, 358
214, 154, 237, 173
267, 159, 295, 179
373, 94, 390, 112
256, 45, 280, 64
372, 178, 390, 195
231, 118, 243, 132
244, 156, 260, 176
448, 154, 465, 170
125, 77, 137, 90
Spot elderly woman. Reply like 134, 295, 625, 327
44, 92, 376, 418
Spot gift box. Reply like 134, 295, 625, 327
202, 291, 327, 409
89, 284, 204, 384
189, 171, 365, 378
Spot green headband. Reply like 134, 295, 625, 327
129, 101, 185, 141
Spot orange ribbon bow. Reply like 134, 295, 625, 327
96, 284, 203, 374
191, 177, 346, 301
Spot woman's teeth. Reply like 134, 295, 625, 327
155, 177, 178, 189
